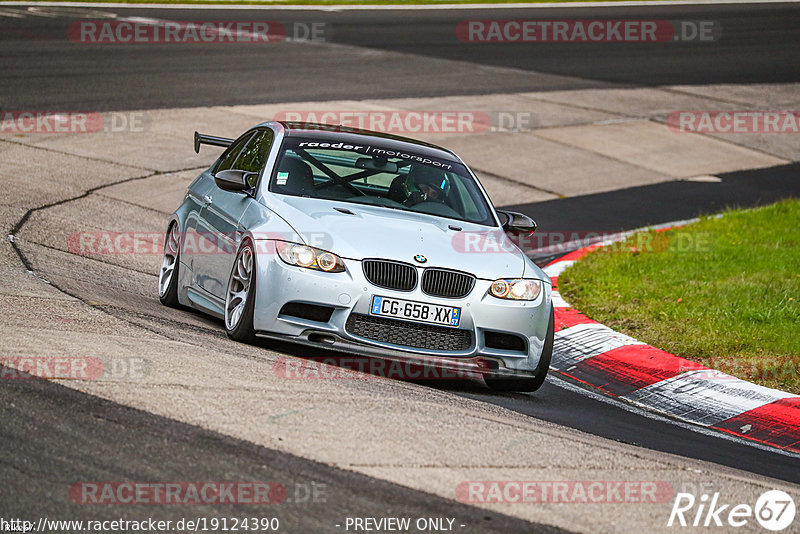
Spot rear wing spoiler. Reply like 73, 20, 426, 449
194, 131, 233, 153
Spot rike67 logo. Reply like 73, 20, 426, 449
668, 490, 796, 531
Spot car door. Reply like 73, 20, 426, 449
194, 128, 275, 299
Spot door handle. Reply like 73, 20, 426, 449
203, 195, 213, 204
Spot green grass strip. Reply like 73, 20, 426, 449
559, 199, 800, 394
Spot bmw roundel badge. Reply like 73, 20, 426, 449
414, 254, 427, 264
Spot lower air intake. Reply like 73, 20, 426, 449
345, 313, 472, 352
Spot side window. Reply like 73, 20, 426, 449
215, 132, 255, 174
232, 129, 274, 175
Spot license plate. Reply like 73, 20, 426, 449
370, 296, 461, 328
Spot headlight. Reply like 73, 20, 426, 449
275, 242, 345, 273
489, 279, 541, 300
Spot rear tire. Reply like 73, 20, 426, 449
158, 222, 182, 308
485, 305, 554, 393
225, 240, 257, 343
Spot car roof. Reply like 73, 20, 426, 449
277, 121, 460, 164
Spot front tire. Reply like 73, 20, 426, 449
485, 305, 554, 393
158, 222, 182, 308
225, 240, 257, 343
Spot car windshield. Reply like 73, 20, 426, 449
268, 136, 496, 226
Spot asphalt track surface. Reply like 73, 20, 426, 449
2, 1, 800, 530
0, 3, 799, 110
0, 367, 559, 532
517, 162, 800, 264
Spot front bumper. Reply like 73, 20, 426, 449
252, 252, 552, 375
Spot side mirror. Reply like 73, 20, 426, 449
497, 210, 537, 234
214, 169, 258, 192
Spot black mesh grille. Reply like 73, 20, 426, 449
346, 313, 472, 351
421, 268, 475, 299
362, 260, 417, 292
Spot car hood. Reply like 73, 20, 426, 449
265, 196, 528, 280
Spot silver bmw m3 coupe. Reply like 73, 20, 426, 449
159, 122, 553, 391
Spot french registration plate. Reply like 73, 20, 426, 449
370, 295, 461, 328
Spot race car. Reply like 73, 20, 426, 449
158, 121, 553, 391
